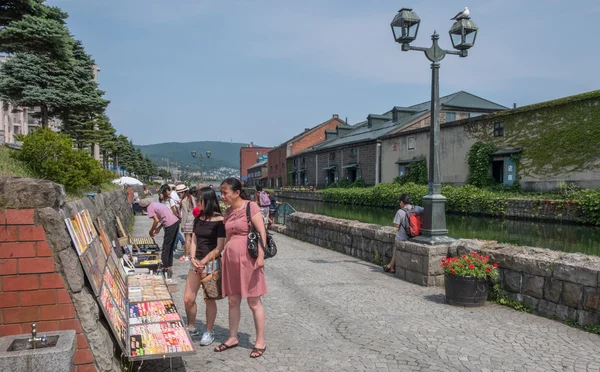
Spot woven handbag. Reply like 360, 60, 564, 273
200, 258, 222, 300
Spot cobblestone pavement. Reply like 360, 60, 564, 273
131, 213, 600, 372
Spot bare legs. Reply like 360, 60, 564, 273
218, 295, 266, 355
184, 270, 218, 332
184, 233, 192, 258
183, 270, 202, 330
222, 295, 241, 346
247, 296, 266, 352
385, 241, 399, 273
205, 298, 217, 333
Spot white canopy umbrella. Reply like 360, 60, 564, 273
112, 176, 143, 186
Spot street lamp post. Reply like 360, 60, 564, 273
191, 150, 211, 184
391, 8, 478, 244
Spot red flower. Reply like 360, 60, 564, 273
493, 263, 498, 267
462, 254, 467, 258
450, 268, 455, 274
486, 268, 491, 273
468, 264, 475, 269
466, 259, 471, 263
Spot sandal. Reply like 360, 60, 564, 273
250, 346, 266, 358
382, 265, 390, 272
214, 342, 238, 352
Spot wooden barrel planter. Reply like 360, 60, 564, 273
444, 274, 488, 307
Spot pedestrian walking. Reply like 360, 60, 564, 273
138, 199, 180, 277
254, 185, 270, 227
183, 187, 225, 346
212, 177, 267, 358
383, 193, 424, 273
177, 184, 196, 261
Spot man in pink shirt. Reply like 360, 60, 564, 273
138, 199, 180, 276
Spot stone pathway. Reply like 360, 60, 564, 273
131, 213, 600, 372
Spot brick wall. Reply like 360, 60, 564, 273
268, 146, 287, 187
0, 209, 96, 372
289, 118, 343, 155
240, 146, 271, 179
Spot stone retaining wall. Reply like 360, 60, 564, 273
278, 211, 600, 327
450, 240, 600, 326
275, 190, 323, 202
0, 177, 133, 371
283, 212, 396, 264
275, 190, 583, 223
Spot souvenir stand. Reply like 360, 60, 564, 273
65, 211, 195, 361
116, 217, 161, 270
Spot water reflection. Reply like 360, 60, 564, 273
279, 198, 600, 256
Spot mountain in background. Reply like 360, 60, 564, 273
136, 141, 249, 172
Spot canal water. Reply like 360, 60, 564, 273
278, 197, 600, 256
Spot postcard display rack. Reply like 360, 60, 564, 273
65, 211, 195, 361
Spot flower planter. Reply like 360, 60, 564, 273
444, 274, 488, 307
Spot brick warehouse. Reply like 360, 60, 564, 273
267, 114, 346, 188
239, 142, 271, 184
288, 91, 506, 188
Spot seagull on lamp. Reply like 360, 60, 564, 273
451, 7, 470, 20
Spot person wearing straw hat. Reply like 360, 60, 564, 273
176, 184, 196, 262
138, 199, 180, 277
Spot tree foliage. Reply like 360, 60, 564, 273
11, 128, 113, 192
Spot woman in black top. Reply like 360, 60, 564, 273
183, 187, 226, 346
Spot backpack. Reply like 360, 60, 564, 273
259, 191, 271, 207
402, 208, 422, 237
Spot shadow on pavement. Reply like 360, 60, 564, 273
423, 293, 446, 304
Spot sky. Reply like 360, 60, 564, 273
49, 0, 600, 146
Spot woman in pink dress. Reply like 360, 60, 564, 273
212, 177, 267, 358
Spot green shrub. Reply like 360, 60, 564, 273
577, 189, 600, 225
398, 159, 428, 185
467, 142, 496, 187
352, 178, 366, 188
325, 182, 339, 189
11, 128, 113, 192
338, 179, 352, 188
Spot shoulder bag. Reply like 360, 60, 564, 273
246, 202, 277, 259
200, 256, 222, 300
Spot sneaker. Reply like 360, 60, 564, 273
199, 331, 215, 346
184, 256, 190, 262
187, 328, 201, 338
179, 256, 186, 261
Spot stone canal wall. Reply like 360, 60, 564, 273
0, 177, 133, 371
283, 212, 396, 263
277, 211, 600, 326
275, 190, 583, 223
450, 240, 600, 326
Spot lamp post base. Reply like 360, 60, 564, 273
413, 193, 455, 246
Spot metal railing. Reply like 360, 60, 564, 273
273, 202, 296, 226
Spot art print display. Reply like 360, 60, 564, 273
65, 218, 86, 255
95, 217, 113, 256
128, 300, 180, 324
64, 210, 98, 255
103, 263, 127, 315
79, 237, 106, 296
129, 321, 194, 357
100, 281, 127, 348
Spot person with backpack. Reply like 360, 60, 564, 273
383, 193, 423, 273
254, 185, 270, 227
